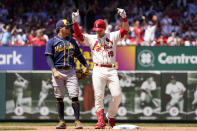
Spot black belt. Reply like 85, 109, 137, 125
56, 66, 72, 70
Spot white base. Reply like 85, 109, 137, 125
113, 124, 139, 130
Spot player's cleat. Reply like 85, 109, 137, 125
75, 120, 83, 129
95, 109, 106, 129
56, 120, 66, 129
95, 121, 106, 129
106, 113, 115, 128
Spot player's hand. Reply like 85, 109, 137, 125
142, 16, 146, 20
83, 67, 89, 76
72, 9, 79, 23
117, 8, 127, 18
53, 71, 63, 79
152, 15, 157, 21
76, 67, 89, 80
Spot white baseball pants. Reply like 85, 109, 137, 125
92, 66, 122, 118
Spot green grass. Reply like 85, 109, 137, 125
0, 127, 36, 130
0, 122, 197, 127
0, 122, 92, 126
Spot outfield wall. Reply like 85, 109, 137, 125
1, 71, 197, 121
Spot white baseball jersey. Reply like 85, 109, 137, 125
165, 81, 186, 99
143, 25, 157, 44
14, 79, 28, 93
140, 80, 156, 91
192, 88, 197, 105
41, 80, 52, 94
83, 31, 121, 65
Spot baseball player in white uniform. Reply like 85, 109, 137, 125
192, 86, 197, 109
72, 8, 129, 128
140, 77, 156, 107
14, 73, 29, 107
165, 76, 186, 112
37, 79, 52, 108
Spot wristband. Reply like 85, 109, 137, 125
123, 17, 128, 22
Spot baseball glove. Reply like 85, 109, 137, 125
76, 68, 89, 80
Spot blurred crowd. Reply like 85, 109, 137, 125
0, 0, 197, 46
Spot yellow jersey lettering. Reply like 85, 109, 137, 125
55, 44, 75, 53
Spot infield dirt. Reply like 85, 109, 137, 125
1, 126, 197, 131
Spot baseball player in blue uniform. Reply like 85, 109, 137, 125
45, 19, 89, 129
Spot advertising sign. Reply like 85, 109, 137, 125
116, 46, 136, 70
137, 47, 197, 70
75, 46, 136, 70
34, 46, 136, 70
0, 47, 33, 70
34, 46, 50, 70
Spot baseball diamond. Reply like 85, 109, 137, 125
1, 0, 197, 130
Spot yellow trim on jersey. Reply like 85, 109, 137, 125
67, 42, 71, 64
72, 101, 79, 104
64, 42, 66, 66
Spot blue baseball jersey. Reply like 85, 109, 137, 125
45, 35, 84, 67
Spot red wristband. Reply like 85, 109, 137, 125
123, 17, 128, 22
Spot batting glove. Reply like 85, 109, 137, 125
117, 8, 127, 18
72, 10, 79, 23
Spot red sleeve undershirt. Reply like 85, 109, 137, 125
73, 23, 84, 41
120, 27, 128, 38
120, 17, 128, 38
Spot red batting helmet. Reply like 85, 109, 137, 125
93, 19, 106, 31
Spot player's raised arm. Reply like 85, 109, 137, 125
117, 8, 129, 38
72, 10, 84, 42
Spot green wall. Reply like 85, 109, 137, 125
0, 72, 6, 120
